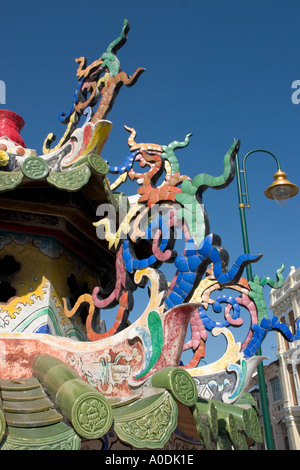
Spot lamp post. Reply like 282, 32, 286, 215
234, 148, 299, 450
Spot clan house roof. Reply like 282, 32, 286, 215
0, 19, 294, 451
0, 109, 116, 268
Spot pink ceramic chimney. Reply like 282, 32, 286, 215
0, 110, 26, 148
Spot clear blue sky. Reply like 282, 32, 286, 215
1, 0, 300, 364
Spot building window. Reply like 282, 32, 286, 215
288, 311, 296, 335
297, 363, 300, 384
287, 364, 298, 405
280, 316, 289, 351
270, 377, 282, 402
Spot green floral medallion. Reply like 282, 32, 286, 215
21, 156, 49, 180
113, 391, 178, 449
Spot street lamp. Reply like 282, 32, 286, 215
234, 148, 299, 450
265, 168, 299, 206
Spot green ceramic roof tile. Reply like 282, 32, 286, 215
0, 153, 118, 227
150, 367, 198, 407
2, 397, 54, 414
0, 362, 84, 449
211, 396, 263, 446
0, 154, 112, 195
42, 365, 80, 400
5, 421, 73, 439
5, 409, 63, 428
33, 354, 71, 382
21, 156, 49, 180
0, 171, 23, 192
33, 355, 113, 440
211, 399, 252, 438
0, 400, 6, 444
47, 164, 91, 191
217, 413, 240, 449
190, 393, 263, 450
236, 430, 249, 450
1, 422, 81, 450
113, 391, 178, 449
245, 406, 263, 443
86, 153, 109, 175
216, 431, 232, 450
195, 399, 218, 441
107, 395, 140, 409
192, 406, 212, 450
0, 377, 41, 391
1, 387, 46, 402
235, 392, 259, 412
56, 378, 113, 439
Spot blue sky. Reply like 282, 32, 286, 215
1, 0, 300, 364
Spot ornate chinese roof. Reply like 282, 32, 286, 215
0, 19, 297, 451
0, 354, 262, 450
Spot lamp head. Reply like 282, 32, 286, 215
265, 169, 299, 206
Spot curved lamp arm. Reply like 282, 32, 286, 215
241, 149, 281, 208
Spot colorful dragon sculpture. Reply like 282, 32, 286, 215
37, 19, 299, 387
63, 121, 300, 376
0, 19, 298, 408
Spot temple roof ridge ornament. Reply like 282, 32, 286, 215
0, 110, 36, 160
0, 110, 26, 147
42, 19, 145, 155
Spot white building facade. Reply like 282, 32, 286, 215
268, 266, 300, 449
